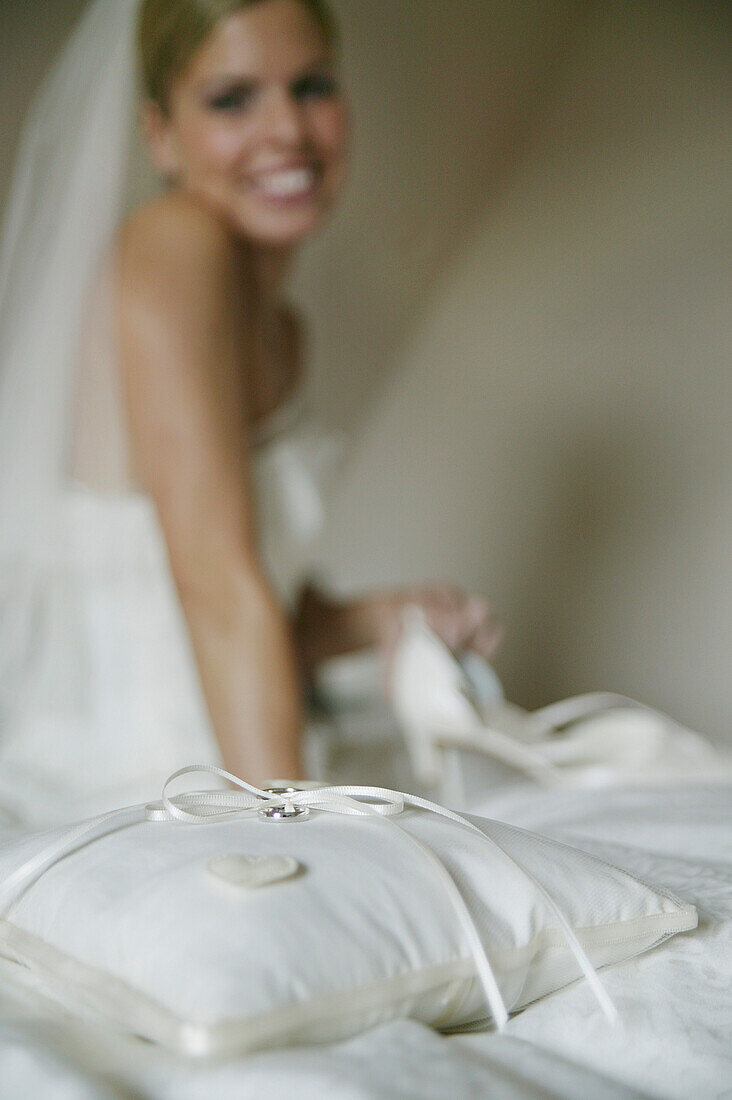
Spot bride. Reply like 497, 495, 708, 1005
0, 0, 501, 826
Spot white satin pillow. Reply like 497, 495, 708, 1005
0, 775, 696, 1057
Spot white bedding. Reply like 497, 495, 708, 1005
1, 783, 730, 1100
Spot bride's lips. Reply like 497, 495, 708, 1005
250, 165, 321, 205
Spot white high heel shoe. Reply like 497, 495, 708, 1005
389, 608, 732, 804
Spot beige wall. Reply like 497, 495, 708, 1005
0, 0, 88, 204
290, 0, 578, 426
317, 3, 732, 744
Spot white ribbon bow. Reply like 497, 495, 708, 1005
0, 764, 617, 1032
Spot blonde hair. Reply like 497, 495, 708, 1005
138, 0, 336, 112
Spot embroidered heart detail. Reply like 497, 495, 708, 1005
207, 853, 301, 889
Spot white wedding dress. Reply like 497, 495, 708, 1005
0, 267, 342, 830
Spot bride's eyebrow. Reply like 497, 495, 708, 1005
197, 58, 334, 94
196, 75, 273, 104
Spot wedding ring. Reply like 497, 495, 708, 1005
258, 803, 309, 821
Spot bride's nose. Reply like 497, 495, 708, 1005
260, 86, 307, 147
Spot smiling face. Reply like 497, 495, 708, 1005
143, 0, 348, 247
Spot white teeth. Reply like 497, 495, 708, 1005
258, 168, 315, 198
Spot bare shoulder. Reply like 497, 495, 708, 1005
116, 192, 247, 306
119, 191, 233, 258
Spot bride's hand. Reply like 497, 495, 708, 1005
374, 583, 503, 664
292, 582, 501, 688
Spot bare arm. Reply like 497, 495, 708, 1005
116, 199, 302, 782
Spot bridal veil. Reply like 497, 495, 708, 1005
0, 0, 154, 552
0, 0, 215, 826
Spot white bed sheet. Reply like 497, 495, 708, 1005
1, 784, 729, 1100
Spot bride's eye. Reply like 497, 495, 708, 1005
207, 84, 256, 112
291, 72, 338, 102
